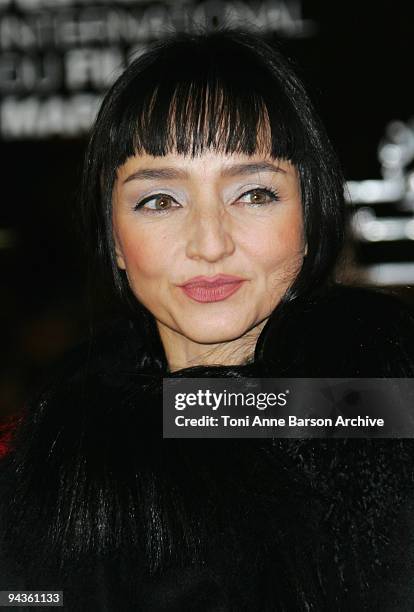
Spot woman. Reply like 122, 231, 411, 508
1, 28, 414, 611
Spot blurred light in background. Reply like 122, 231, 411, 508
344, 119, 414, 286
0, 0, 315, 138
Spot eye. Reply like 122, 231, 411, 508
237, 187, 280, 207
134, 193, 179, 213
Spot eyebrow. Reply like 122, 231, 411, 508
122, 161, 287, 184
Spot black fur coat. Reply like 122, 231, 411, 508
1, 284, 414, 611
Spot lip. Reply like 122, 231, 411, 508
180, 274, 246, 288
179, 275, 246, 303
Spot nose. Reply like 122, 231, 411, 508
185, 208, 235, 262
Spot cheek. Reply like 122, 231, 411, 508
245, 209, 305, 272
117, 225, 171, 280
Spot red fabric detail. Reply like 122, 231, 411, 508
0, 415, 23, 459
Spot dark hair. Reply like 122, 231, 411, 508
81, 28, 345, 340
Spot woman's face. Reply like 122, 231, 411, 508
112, 150, 306, 349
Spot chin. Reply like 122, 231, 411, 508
179, 320, 252, 345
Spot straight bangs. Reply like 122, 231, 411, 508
105, 39, 306, 172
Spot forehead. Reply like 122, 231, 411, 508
115, 151, 298, 183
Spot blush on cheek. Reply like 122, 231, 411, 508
119, 226, 173, 271
273, 224, 305, 256
255, 232, 301, 262
261, 230, 305, 285
120, 237, 174, 302
119, 237, 154, 274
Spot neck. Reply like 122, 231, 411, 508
157, 319, 268, 372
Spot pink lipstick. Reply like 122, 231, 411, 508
179, 274, 246, 303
